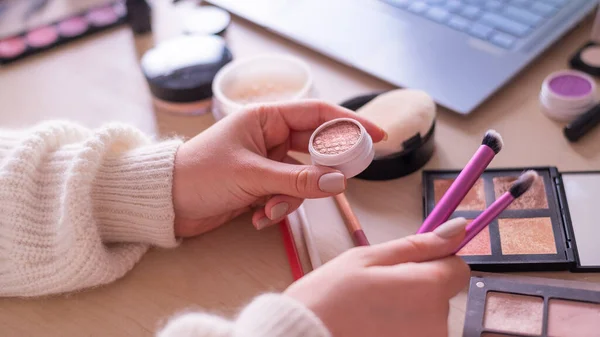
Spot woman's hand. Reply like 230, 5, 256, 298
172, 100, 386, 237
285, 218, 471, 337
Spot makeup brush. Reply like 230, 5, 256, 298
417, 130, 503, 234
454, 170, 538, 253
334, 193, 370, 246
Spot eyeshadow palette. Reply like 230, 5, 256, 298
464, 275, 600, 337
423, 167, 600, 272
0, 1, 126, 65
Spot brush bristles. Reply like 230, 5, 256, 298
481, 130, 503, 154
509, 170, 539, 198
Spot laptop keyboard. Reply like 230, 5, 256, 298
381, 0, 568, 49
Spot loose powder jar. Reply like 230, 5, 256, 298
309, 118, 374, 178
211, 54, 313, 120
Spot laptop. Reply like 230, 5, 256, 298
204, 0, 597, 115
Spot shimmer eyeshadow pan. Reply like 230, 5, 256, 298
422, 167, 600, 272
464, 275, 600, 337
435, 179, 486, 211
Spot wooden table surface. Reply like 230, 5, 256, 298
2, 1, 600, 336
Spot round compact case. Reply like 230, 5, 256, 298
341, 90, 436, 181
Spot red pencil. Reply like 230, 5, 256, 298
279, 219, 304, 281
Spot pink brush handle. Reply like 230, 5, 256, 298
418, 145, 496, 234
352, 230, 370, 246
454, 192, 514, 253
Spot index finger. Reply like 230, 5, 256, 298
251, 99, 387, 142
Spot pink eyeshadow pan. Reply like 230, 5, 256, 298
548, 299, 600, 336
58, 17, 89, 37
483, 292, 544, 335
0, 37, 26, 58
26, 26, 59, 48
87, 6, 118, 27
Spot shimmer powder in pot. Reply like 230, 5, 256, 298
540, 70, 596, 122
309, 118, 374, 178
548, 74, 592, 97
312, 121, 361, 155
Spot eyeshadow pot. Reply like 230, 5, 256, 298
540, 70, 597, 122
309, 118, 374, 178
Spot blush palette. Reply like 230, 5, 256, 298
464, 275, 600, 337
423, 167, 600, 272
0, 1, 126, 65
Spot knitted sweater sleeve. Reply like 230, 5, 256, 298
0, 121, 181, 297
0, 121, 332, 337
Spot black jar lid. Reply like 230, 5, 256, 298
141, 35, 233, 103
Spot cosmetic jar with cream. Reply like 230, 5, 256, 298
141, 35, 232, 116
212, 54, 313, 120
539, 70, 596, 122
309, 118, 374, 178
340, 90, 436, 180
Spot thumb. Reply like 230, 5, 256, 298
365, 218, 468, 267
256, 160, 347, 198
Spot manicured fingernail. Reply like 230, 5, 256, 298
382, 130, 389, 141
318, 172, 346, 194
433, 217, 467, 238
270, 202, 289, 220
256, 217, 271, 230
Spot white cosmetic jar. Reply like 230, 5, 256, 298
212, 54, 314, 120
308, 118, 375, 178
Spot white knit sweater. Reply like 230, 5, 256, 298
0, 121, 331, 337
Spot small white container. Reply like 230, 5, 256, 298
212, 54, 314, 120
308, 118, 374, 178
540, 70, 597, 122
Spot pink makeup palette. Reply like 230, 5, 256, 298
0, 1, 126, 65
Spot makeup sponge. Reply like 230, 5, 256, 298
357, 89, 436, 157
